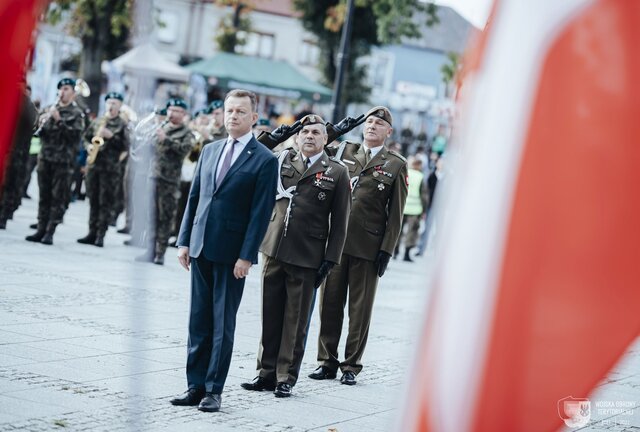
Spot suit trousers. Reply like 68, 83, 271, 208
317, 253, 379, 375
187, 255, 245, 394
257, 255, 316, 385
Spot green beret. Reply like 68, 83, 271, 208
104, 92, 124, 102
299, 114, 325, 126
255, 118, 270, 126
208, 100, 223, 111
155, 107, 167, 116
193, 109, 207, 118
57, 78, 76, 89
365, 106, 393, 126
166, 98, 188, 110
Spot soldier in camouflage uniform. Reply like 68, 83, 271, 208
77, 92, 130, 247
0, 81, 37, 229
207, 99, 227, 143
308, 106, 409, 386
25, 78, 85, 245
136, 98, 194, 265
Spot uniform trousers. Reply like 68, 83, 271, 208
86, 167, 120, 236
36, 160, 73, 232
317, 253, 379, 375
187, 255, 245, 394
257, 255, 316, 385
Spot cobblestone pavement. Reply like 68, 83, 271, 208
0, 190, 431, 432
1, 185, 639, 431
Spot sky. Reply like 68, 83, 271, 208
434, 0, 493, 28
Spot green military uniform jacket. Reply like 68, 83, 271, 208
84, 115, 130, 172
326, 141, 408, 261
39, 101, 85, 164
260, 150, 351, 269
152, 123, 194, 184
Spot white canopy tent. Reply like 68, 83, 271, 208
103, 42, 190, 82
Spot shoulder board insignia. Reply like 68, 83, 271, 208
329, 157, 345, 167
388, 149, 407, 162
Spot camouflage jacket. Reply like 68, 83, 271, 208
152, 123, 194, 184
39, 101, 85, 164
84, 115, 130, 172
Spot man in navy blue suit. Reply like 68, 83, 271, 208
170, 89, 278, 412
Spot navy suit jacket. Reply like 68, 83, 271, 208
177, 136, 278, 264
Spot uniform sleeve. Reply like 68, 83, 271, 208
381, 161, 409, 255
324, 165, 352, 265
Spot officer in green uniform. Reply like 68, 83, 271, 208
136, 98, 194, 265
0, 80, 37, 229
77, 92, 130, 247
25, 78, 85, 245
309, 106, 408, 385
241, 114, 351, 398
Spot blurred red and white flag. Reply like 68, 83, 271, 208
0, 0, 39, 185
401, 1, 640, 431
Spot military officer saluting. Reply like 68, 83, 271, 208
77, 92, 129, 247
26, 78, 85, 245
136, 98, 194, 265
241, 114, 351, 398
309, 106, 408, 385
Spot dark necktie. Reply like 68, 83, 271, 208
364, 148, 372, 165
217, 139, 238, 184
305, 158, 311, 170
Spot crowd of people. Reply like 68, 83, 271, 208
0, 78, 446, 412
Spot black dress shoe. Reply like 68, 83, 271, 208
241, 376, 276, 392
117, 227, 130, 234
169, 388, 205, 406
274, 382, 292, 398
29, 223, 37, 229
94, 236, 104, 247
308, 366, 337, 380
198, 393, 221, 412
340, 371, 356, 386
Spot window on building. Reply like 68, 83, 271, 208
299, 40, 320, 66
237, 32, 275, 58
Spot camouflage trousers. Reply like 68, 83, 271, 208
0, 149, 30, 221
37, 159, 73, 232
86, 167, 122, 236
149, 178, 180, 256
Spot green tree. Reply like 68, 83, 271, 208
213, 1, 252, 53
440, 51, 460, 97
46, 0, 132, 113
293, 0, 438, 105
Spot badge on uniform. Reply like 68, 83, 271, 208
318, 192, 326, 201
325, 166, 333, 175
314, 179, 322, 187
378, 183, 385, 191
372, 171, 379, 178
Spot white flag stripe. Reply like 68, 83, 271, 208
425, 1, 594, 430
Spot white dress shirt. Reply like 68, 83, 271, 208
302, 151, 323, 169
215, 131, 253, 180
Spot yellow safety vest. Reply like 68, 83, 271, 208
404, 168, 424, 216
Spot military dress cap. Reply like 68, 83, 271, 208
255, 118, 270, 126
155, 107, 167, 116
166, 98, 188, 110
57, 78, 76, 89
208, 99, 224, 111
299, 114, 325, 126
365, 106, 393, 126
193, 109, 207, 118
104, 91, 124, 101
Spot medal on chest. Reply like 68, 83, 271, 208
378, 183, 385, 191
318, 191, 326, 201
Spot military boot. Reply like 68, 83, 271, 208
403, 247, 414, 262
41, 224, 57, 245
77, 232, 97, 245
25, 229, 45, 242
94, 234, 104, 248
153, 253, 165, 265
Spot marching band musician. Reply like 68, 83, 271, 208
77, 92, 130, 247
25, 78, 85, 245
135, 98, 194, 265
207, 99, 227, 142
